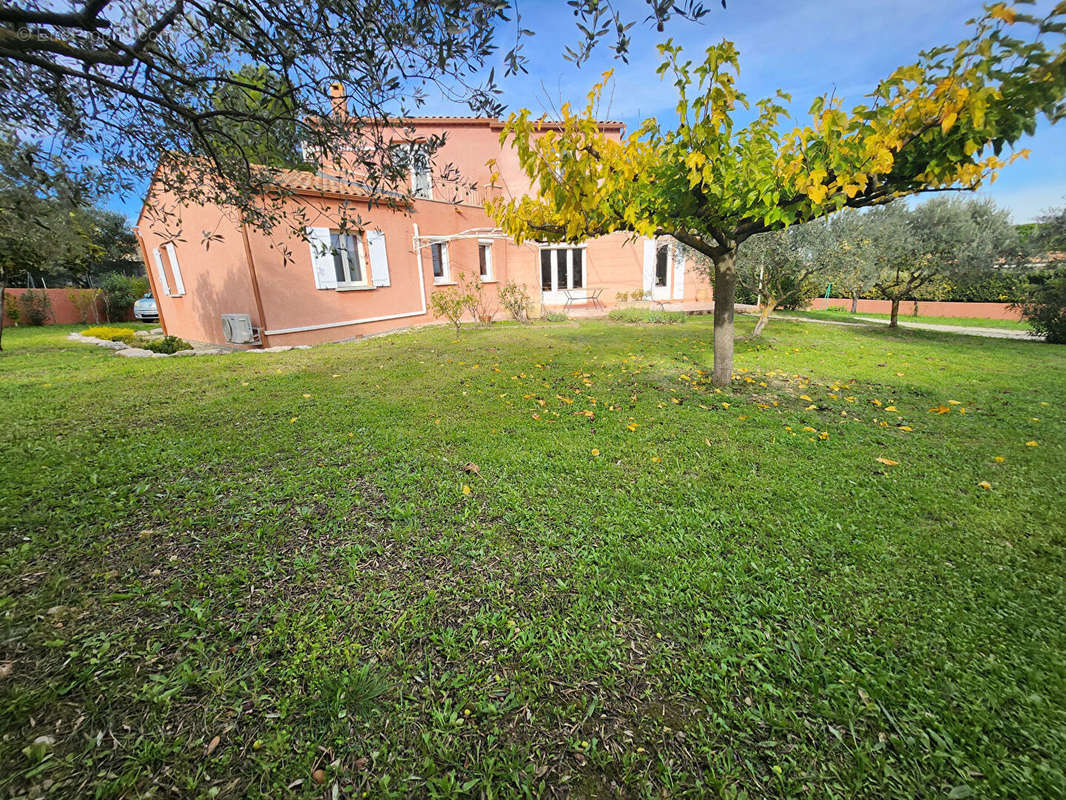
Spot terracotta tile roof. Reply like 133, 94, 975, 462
271, 168, 409, 203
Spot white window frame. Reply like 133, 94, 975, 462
331, 230, 370, 289
394, 143, 432, 200
430, 241, 451, 284
478, 240, 494, 282
538, 245, 586, 302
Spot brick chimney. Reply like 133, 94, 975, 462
328, 82, 348, 120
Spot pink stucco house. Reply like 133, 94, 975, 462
134, 84, 712, 348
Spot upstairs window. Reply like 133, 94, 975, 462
394, 143, 432, 199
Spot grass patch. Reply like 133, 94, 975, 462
1, 320, 1064, 798
608, 307, 687, 324
792, 308, 1030, 331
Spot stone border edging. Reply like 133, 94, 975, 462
67, 332, 312, 357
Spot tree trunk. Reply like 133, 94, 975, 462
889, 298, 901, 327
752, 298, 775, 337
850, 292, 858, 313
711, 249, 737, 387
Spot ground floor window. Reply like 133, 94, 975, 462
540, 247, 583, 292
478, 241, 493, 280
331, 231, 367, 286
431, 241, 450, 283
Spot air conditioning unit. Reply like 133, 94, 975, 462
221, 313, 260, 345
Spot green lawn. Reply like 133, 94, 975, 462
789, 308, 1031, 331
1, 320, 1064, 799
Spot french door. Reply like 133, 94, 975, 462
540, 247, 584, 305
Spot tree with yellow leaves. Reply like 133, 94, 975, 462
489, 3, 1066, 385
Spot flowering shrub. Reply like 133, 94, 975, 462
81, 326, 137, 343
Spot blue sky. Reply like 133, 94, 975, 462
111, 0, 1065, 223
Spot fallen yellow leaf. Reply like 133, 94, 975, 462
1026, 441, 1038, 447
884, 405, 897, 412
978, 481, 992, 490
993, 456, 1005, 463
876, 456, 899, 466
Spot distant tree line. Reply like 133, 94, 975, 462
727, 195, 1066, 335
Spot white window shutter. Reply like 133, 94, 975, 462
642, 239, 656, 294
152, 248, 172, 296
164, 243, 186, 296
306, 227, 336, 289
672, 241, 685, 300
367, 230, 390, 287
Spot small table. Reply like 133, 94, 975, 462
563, 287, 605, 310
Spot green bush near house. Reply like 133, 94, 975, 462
99, 273, 150, 322
540, 311, 568, 322
608, 307, 687, 324
80, 325, 137, 343
142, 335, 192, 354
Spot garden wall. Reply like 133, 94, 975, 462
808, 297, 1021, 321
2, 288, 131, 327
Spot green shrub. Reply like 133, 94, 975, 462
499, 281, 532, 322
67, 288, 102, 324
430, 284, 476, 335
100, 273, 149, 322
3, 292, 20, 324
1013, 267, 1066, 343
541, 311, 568, 322
81, 326, 137, 343
142, 335, 192, 354
19, 290, 52, 325
608, 308, 686, 324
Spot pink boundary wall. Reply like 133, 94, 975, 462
1, 287, 130, 327
808, 297, 1021, 321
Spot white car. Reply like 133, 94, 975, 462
133, 292, 158, 321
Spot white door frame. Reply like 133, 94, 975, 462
645, 239, 672, 301
540, 245, 584, 305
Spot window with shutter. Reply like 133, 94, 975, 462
367, 230, 390, 287
152, 248, 172, 296
164, 243, 186, 296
